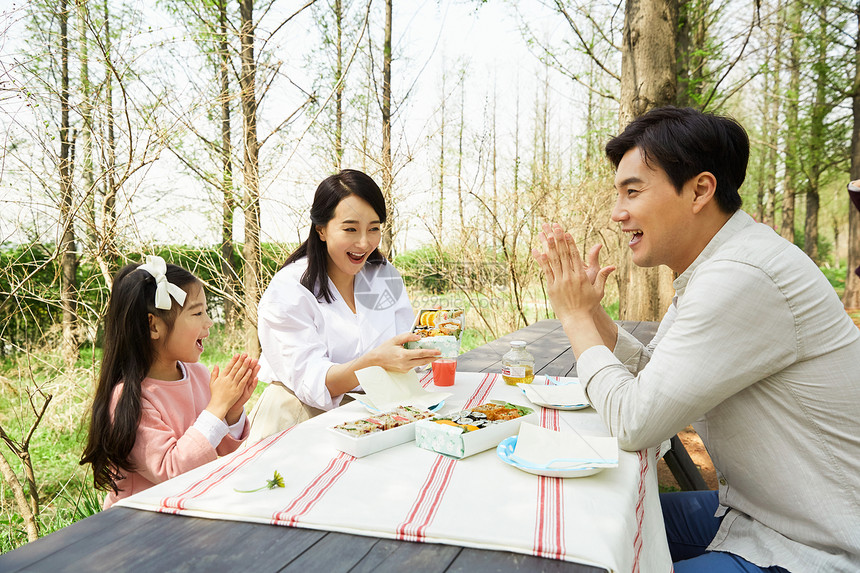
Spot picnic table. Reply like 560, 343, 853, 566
1, 319, 686, 573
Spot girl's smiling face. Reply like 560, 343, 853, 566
148, 282, 213, 380
317, 194, 382, 286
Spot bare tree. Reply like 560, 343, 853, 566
77, 0, 96, 250
334, 0, 344, 169
218, 0, 238, 326
616, 0, 678, 321
438, 64, 447, 231
238, 0, 261, 356
0, 386, 52, 542
59, 0, 79, 366
456, 68, 466, 233
380, 0, 393, 256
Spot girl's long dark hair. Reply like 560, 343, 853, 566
283, 169, 388, 302
80, 262, 199, 494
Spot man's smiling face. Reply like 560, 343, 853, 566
611, 147, 702, 274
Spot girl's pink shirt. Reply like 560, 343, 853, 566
103, 361, 249, 508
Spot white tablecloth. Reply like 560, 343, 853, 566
117, 371, 673, 573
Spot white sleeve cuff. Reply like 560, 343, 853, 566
576, 345, 623, 383
193, 409, 229, 448
227, 410, 247, 440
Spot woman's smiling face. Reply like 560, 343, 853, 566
317, 194, 382, 284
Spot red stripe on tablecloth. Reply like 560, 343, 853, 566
464, 372, 497, 408
395, 372, 499, 541
533, 405, 565, 560
631, 450, 648, 572
419, 369, 433, 388
270, 451, 356, 527
157, 426, 293, 512
396, 455, 458, 541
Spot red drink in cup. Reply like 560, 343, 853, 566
432, 358, 457, 387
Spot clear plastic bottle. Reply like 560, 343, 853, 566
501, 340, 535, 385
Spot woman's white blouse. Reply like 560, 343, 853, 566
257, 257, 415, 410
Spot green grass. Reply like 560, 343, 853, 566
459, 328, 486, 352
0, 322, 254, 555
0, 346, 99, 553
820, 262, 849, 299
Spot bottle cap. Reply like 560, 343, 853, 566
510, 340, 527, 349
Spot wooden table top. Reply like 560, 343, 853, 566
0, 319, 659, 573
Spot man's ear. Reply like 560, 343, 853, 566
691, 172, 718, 214
148, 313, 164, 340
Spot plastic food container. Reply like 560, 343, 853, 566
328, 405, 436, 458
404, 309, 464, 358
328, 423, 420, 458
414, 403, 537, 459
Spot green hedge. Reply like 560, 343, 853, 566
0, 242, 297, 356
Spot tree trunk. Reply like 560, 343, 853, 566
218, 0, 237, 327
361, 32, 371, 173
102, 0, 117, 272
0, 448, 38, 542
491, 77, 498, 250
239, 0, 261, 357
77, 0, 96, 250
780, 0, 802, 243
584, 59, 596, 170
380, 0, 393, 257
618, 0, 678, 321
844, 6, 860, 309
675, 0, 706, 107
803, 3, 828, 264
59, 0, 78, 366
803, 190, 820, 261
456, 72, 465, 232
439, 67, 445, 233
334, 0, 343, 170
764, 0, 784, 229
754, 126, 766, 222
513, 85, 520, 197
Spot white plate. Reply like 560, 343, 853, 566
518, 381, 590, 411
496, 436, 607, 478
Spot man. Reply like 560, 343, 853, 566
534, 107, 860, 572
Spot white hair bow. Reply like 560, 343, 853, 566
138, 255, 187, 310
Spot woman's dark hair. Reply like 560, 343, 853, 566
80, 261, 200, 494
605, 106, 748, 214
283, 169, 388, 302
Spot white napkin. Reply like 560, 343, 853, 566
349, 366, 451, 412
513, 423, 618, 468
518, 381, 589, 408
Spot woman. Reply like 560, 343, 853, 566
248, 169, 439, 442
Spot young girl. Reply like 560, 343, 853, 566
247, 169, 439, 442
81, 256, 260, 508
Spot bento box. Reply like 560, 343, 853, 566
329, 405, 436, 458
404, 308, 464, 358
414, 401, 537, 459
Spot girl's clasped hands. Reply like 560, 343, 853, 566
208, 353, 261, 426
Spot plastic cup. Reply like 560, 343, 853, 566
432, 358, 457, 387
